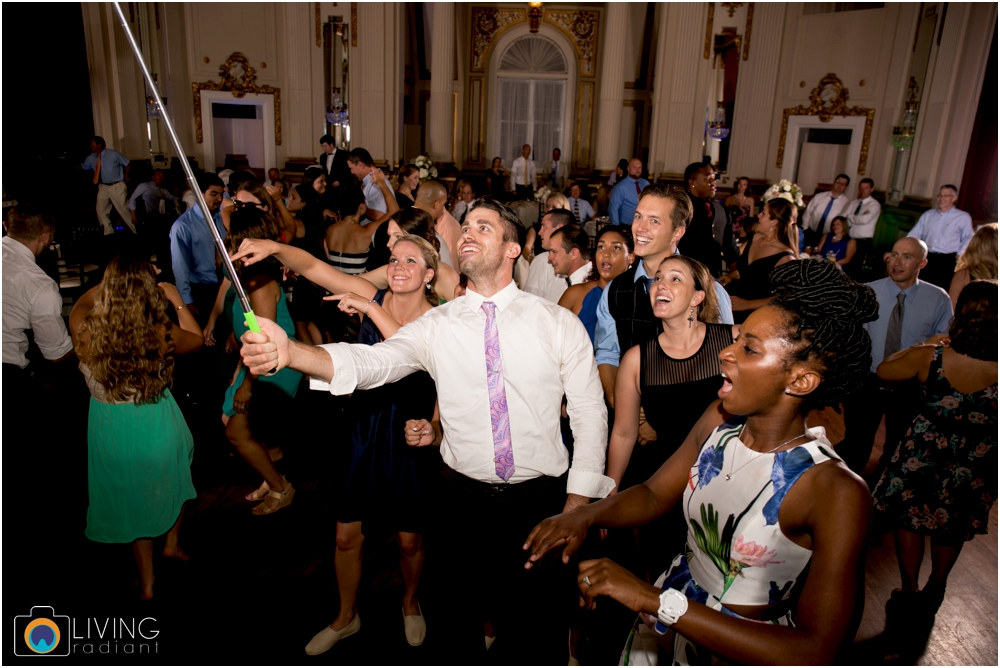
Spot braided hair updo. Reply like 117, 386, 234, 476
768, 259, 879, 409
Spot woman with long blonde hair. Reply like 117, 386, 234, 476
232, 234, 441, 652
949, 223, 997, 307
69, 255, 204, 600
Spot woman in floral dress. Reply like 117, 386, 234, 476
525, 260, 879, 665
872, 279, 997, 633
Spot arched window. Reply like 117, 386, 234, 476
496, 35, 568, 168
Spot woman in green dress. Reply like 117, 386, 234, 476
223, 206, 304, 515
70, 255, 204, 600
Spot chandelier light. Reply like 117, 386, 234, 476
708, 103, 729, 141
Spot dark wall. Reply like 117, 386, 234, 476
957, 25, 998, 224
2, 2, 94, 199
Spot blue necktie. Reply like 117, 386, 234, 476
818, 197, 836, 232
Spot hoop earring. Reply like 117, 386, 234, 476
688, 307, 695, 328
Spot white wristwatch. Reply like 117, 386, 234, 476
657, 588, 688, 627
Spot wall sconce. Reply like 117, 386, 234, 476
528, 2, 543, 33
708, 103, 729, 141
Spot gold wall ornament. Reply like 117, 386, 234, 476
470, 7, 528, 72
704, 3, 715, 59
543, 9, 600, 77
742, 2, 754, 61
776, 73, 875, 174
721, 2, 744, 18
528, 2, 543, 33
192, 52, 282, 145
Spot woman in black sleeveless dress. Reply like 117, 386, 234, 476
606, 255, 737, 579
722, 198, 797, 324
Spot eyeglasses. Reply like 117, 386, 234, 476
233, 200, 265, 210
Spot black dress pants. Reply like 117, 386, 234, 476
838, 373, 921, 476
425, 466, 576, 665
922, 252, 957, 290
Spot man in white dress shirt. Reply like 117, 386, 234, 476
567, 182, 596, 223
239, 197, 611, 664
346, 147, 386, 224
548, 224, 593, 288
2, 206, 75, 415
843, 177, 881, 280
510, 144, 537, 200
524, 208, 575, 303
801, 174, 851, 250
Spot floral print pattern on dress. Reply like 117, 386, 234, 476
874, 347, 997, 542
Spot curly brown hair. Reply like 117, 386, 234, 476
949, 279, 998, 362
76, 255, 175, 404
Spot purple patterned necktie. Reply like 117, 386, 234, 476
482, 302, 514, 481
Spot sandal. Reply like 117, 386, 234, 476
246, 480, 270, 502
246, 475, 289, 502
253, 479, 295, 515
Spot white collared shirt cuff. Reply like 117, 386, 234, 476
307, 344, 358, 395
567, 469, 617, 499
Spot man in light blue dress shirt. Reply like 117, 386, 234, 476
607, 158, 650, 225
169, 173, 226, 325
81, 136, 131, 235
128, 169, 178, 223
838, 237, 953, 474
595, 186, 733, 407
906, 184, 974, 289
347, 147, 387, 225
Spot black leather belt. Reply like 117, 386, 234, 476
101, 180, 123, 186
441, 465, 564, 497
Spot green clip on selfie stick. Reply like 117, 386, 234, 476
111, 2, 263, 335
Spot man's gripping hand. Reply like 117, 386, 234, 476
240, 316, 290, 376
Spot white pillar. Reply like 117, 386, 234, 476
725, 3, 787, 181
427, 3, 455, 164
647, 3, 711, 178
350, 3, 403, 164
594, 3, 628, 171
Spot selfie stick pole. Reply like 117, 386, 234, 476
111, 2, 263, 333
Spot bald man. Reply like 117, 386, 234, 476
415, 180, 461, 267
837, 236, 953, 474
608, 158, 649, 226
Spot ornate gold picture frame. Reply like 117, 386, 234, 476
193, 53, 282, 145
776, 73, 874, 174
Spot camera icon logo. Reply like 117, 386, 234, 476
14, 606, 70, 656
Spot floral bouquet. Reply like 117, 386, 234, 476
761, 180, 805, 208
412, 155, 438, 181
534, 185, 554, 203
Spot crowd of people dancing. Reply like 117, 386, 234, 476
3, 136, 996, 665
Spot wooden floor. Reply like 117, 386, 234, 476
4, 380, 996, 665
810, 405, 999, 666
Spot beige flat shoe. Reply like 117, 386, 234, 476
403, 605, 426, 646
305, 615, 361, 655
